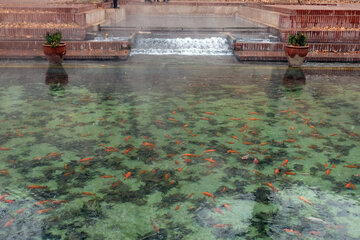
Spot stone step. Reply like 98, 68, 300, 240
0, 11, 79, 24
234, 42, 360, 52
280, 15, 360, 29
234, 50, 360, 62
0, 4, 98, 13
280, 29, 360, 43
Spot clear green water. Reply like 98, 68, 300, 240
0, 57, 359, 240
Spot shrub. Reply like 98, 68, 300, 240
45, 31, 63, 48
288, 33, 307, 46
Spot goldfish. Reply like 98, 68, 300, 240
175, 160, 180, 164
232, 135, 239, 141
225, 141, 235, 144
142, 142, 155, 147
201, 118, 209, 121
175, 140, 180, 144
36, 207, 55, 214
275, 169, 279, 175
123, 172, 131, 179
164, 134, 171, 138
178, 168, 183, 172
345, 182, 355, 189
214, 208, 224, 215
254, 158, 258, 164
329, 134, 337, 136
168, 118, 177, 121
204, 112, 215, 115
248, 118, 260, 121
326, 169, 330, 175
283, 229, 302, 237
52, 200, 69, 204
28, 185, 47, 189
202, 192, 216, 201
63, 171, 73, 176
242, 142, 254, 145
167, 154, 176, 157
4, 218, 14, 227
205, 158, 217, 164
298, 196, 313, 206
174, 204, 181, 211
15, 208, 26, 214
253, 170, 262, 175
151, 222, 160, 233
284, 139, 297, 142
187, 193, 194, 199
110, 180, 122, 188
152, 169, 156, 174
0, 169, 9, 175
281, 159, 288, 167
164, 174, 169, 181
332, 164, 335, 168
223, 203, 231, 212
284, 172, 295, 175
344, 165, 358, 168
258, 142, 269, 146
182, 154, 201, 158
266, 182, 279, 192
82, 192, 96, 196
124, 136, 131, 141
308, 145, 318, 149
101, 175, 115, 178
124, 148, 132, 154
231, 118, 242, 121
241, 154, 249, 160
213, 224, 232, 228
280, 110, 288, 113
349, 132, 356, 136
47, 152, 63, 157
290, 126, 295, 130
79, 157, 93, 162
169, 180, 174, 185
248, 112, 259, 114
204, 149, 216, 153
34, 200, 51, 205
227, 150, 241, 153
222, 187, 226, 192
140, 170, 148, 174
0, 148, 13, 151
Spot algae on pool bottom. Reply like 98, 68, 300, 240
0, 58, 359, 239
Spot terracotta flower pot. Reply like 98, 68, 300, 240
43, 43, 67, 65
284, 45, 309, 67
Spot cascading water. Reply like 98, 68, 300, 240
131, 37, 233, 56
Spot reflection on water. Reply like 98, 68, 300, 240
0, 57, 359, 240
45, 65, 68, 93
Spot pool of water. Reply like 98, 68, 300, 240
0, 56, 359, 240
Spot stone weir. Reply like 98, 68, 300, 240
234, 4, 360, 62
0, 2, 131, 60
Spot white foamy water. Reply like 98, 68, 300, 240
131, 37, 233, 56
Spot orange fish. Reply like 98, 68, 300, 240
164, 174, 169, 181
79, 157, 93, 162
225, 141, 235, 144
36, 207, 55, 214
298, 196, 313, 206
151, 222, 160, 233
47, 152, 63, 157
344, 165, 358, 168
140, 170, 147, 174
28, 185, 47, 189
34, 200, 51, 205
205, 158, 217, 164
253, 170, 262, 175
232, 135, 239, 141
4, 218, 14, 227
201, 118, 209, 121
152, 169, 156, 174
174, 204, 181, 211
0, 148, 13, 151
248, 118, 260, 121
169, 180, 174, 185
330, 134, 337, 136
101, 175, 115, 178
82, 192, 96, 196
187, 193, 194, 199
345, 182, 355, 189
248, 112, 259, 115
326, 169, 330, 175
15, 208, 26, 214
168, 118, 177, 121
349, 132, 356, 136
283, 229, 302, 236
290, 126, 295, 130
281, 159, 288, 167
178, 168, 183, 172
110, 180, 122, 188
142, 142, 155, 147
258, 142, 269, 146
227, 150, 241, 153
242, 142, 254, 145
223, 203, 231, 212
52, 200, 69, 204
214, 208, 224, 215
202, 192, 216, 201
124, 136, 131, 141
63, 171, 74, 176
182, 154, 202, 158
231, 118, 242, 121
213, 224, 232, 228
254, 157, 258, 164
204, 112, 215, 115
124, 148, 132, 154
284, 172, 295, 175
275, 169, 279, 175
266, 182, 279, 192
222, 187, 226, 192
123, 172, 131, 179
204, 149, 216, 153
284, 139, 297, 142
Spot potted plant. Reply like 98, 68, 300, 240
284, 33, 309, 67
43, 31, 67, 65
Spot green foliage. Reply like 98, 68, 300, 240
288, 33, 307, 46
45, 31, 63, 48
